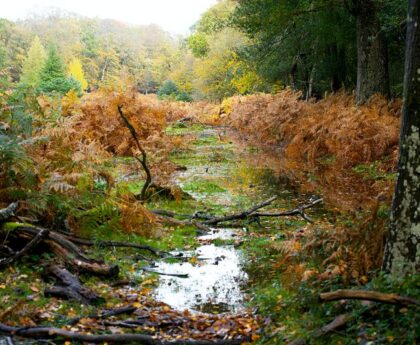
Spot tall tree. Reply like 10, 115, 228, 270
383, 0, 420, 276
346, 0, 390, 103
68, 58, 88, 91
38, 45, 80, 94
20, 36, 46, 88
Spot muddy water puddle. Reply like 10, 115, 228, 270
152, 228, 248, 314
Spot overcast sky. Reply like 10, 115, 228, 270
1, 0, 218, 34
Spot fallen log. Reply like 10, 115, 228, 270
319, 289, 420, 306
0, 203, 18, 223
0, 322, 247, 345
44, 265, 104, 305
0, 228, 48, 268
1, 224, 119, 277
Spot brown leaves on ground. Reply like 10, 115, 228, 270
58, 289, 259, 342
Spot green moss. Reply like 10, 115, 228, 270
1, 222, 36, 231
183, 180, 226, 194
353, 161, 396, 181
166, 123, 206, 136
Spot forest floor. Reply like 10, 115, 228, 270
0, 123, 418, 344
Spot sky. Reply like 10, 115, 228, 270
1, 0, 218, 34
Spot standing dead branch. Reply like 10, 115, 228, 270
117, 105, 152, 201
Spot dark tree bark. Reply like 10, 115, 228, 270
383, 0, 420, 276
345, 0, 390, 103
328, 44, 346, 92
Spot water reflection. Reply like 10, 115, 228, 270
152, 237, 248, 314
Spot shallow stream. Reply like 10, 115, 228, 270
146, 125, 313, 314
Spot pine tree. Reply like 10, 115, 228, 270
20, 36, 46, 88
38, 45, 80, 94
68, 58, 88, 91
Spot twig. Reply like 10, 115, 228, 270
142, 266, 189, 278
67, 305, 138, 326
319, 289, 420, 306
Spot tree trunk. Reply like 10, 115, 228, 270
383, 0, 420, 276
328, 44, 346, 92
355, 0, 390, 103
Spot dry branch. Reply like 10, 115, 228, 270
319, 289, 420, 306
202, 196, 277, 225
202, 197, 322, 225
68, 305, 137, 326
253, 198, 323, 223
0, 322, 247, 345
287, 313, 350, 345
118, 105, 152, 201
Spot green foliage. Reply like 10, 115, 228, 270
20, 36, 46, 88
353, 161, 396, 181
68, 58, 88, 90
231, 0, 405, 97
157, 80, 192, 102
38, 45, 81, 94
158, 80, 178, 96
188, 33, 209, 58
